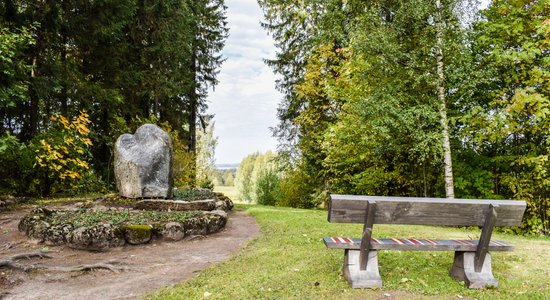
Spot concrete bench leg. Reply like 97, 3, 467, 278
450, 251, 498, 289
343, 249, 382, 288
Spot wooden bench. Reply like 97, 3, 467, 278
324, 195, 526, 289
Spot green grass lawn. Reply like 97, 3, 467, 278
148, 204, 550, 299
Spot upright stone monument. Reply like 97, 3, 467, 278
114, 124, 173, 198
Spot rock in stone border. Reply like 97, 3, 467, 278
132, 192, 234, 212
214, 193, 234, 211
18, 208, 228, 251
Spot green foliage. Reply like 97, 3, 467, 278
196, 117, 218, 189
0, 112, 98, 197
172, 140, 196, 188
35, 112, 92, 180
276, 168, 318, 209
235, 153, 260, 201
172, 188, 217, 201
0, 133, 36, 194
0, 25, 35, 113
184, 0, 228, 163
260, 0, 548, 235
453, 152, 501, 200
456, 0, 550, 235
259, 0, 464, 199
235, 151, 282, 204
222, 169, 235, 186
199, 180, 215, 190
157, 120, 196, 189
255, 168, 280, 206
236, 151, 320, 208
70, 170, 109, 196
0, 0, 228, 195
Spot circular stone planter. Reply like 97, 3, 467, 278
18, 208, 228, 251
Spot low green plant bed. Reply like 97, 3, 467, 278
98, 189, 225, 209
149, 204, 550, 300
173, 188, 217, 201
41, 209, 202, 228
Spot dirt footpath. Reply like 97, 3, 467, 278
0, 208, 260, 300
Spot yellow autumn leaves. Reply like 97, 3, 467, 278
35, 110, 92, 181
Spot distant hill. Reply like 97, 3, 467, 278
215, 163, 239, 170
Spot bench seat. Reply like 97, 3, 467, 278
324, 237, 514, 251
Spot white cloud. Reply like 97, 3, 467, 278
206, 0, 280, 164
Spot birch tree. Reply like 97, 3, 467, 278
435, 0, 455, 198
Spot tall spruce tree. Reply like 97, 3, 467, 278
184, 0, 228, 185
185, 0, 228, 153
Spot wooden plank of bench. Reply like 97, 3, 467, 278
475, 204, 497, 272
323, 237, 514, 251
328, 195, 526, 226
359, 200, 375, 271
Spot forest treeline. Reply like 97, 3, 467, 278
0, 1, 227, 195
257, 0, 549, 235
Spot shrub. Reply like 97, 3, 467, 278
276, 169, 318, 209
0, 134, 37, 195
32, 111, 93, 196
70, 169, 108, 196
256, 168, 280, 206
223, 170, 235, 186
235, 151, 280, 203
235, 153, 260, 201
199, 179, 214, 191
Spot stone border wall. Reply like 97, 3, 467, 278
19, 208, 228, 251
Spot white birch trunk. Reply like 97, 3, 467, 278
435, 0, 455, 198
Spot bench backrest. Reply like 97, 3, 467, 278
328, 195, 526, 227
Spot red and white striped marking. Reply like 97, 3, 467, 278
391, 238, 405, 245
425, 239, 439, 245
328, 237, 509, 247
330, 237, 354, 245
490, 240, 507, 246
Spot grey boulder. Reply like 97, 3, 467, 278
67, 224, 125, 251
160, 222, 186, 241
114, 124, 173, 199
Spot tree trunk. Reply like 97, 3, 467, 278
42, 173, 52, 197
27, 57, 39, 142
187, 47, 198, 186
61, 28, 68, 115
435, 0, 455, 198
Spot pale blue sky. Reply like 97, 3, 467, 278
206, 0, 279, 164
